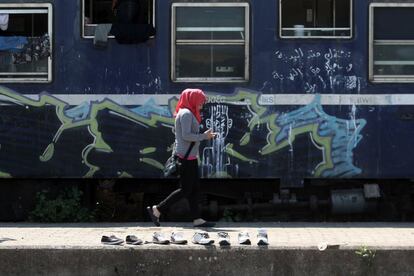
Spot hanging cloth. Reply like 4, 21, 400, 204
0, 14, 9, 31
0, 36, 27, 51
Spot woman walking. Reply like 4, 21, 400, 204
147, 88, 216, 227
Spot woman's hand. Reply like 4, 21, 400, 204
204, 129, 217, 140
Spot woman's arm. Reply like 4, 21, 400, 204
180, 112, 208, 142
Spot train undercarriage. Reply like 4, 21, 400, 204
2, 178, 414, 222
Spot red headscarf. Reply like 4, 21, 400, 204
174, 88, 206, 123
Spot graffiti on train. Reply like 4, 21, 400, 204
0, 86, 366, 178
270, 47, 364, 94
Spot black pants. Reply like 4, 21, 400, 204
157, 159, 200, 220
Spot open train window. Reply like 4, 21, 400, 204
280, 0, 352, 38
171, 3, 249, 82
0, 4, 52, 83
82, 0, 155, 38
370, 4, 414, 82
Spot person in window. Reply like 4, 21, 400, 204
110, 0, 155, 43
112, 0, 146, 24
147, 89, 217, 228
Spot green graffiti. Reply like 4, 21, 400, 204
0, 172, 11, 178
211, 89, 336, 177
140, 147, 157, 155
260, 120, 333, 176
239, 133, 250, 146
140, 158, 164, 170
82, 144, 101, 177
0, 86, 361, 178
0, 86, 175, 177
225, 143, 258, 164
118, 171, 133, 178
40, 143, 54, 162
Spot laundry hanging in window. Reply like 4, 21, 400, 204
0, 14, 9, 31
0, 36, 27, 51
12, 34, 50, 64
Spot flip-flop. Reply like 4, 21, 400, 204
146, 206, 160, 227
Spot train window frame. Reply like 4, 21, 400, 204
369, 3, 414, 83
171, 2, 250, 83
0, 3, 53, 83
82, 0, 156, 39
279, 0, 353, 39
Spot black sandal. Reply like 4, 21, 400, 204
146, 206, 160, 227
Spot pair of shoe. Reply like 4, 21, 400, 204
192, 232, 214, 245
152, 232, 187, 245
101, 235, 143, 245
238, 229, 269, 245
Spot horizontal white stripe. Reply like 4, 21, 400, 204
0, 9, 48, 14
258, 94, 392, 105
282, 27, 350, 31
0, 94, 413, 106
374, 61, 414, 65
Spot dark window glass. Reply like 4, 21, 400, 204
281, 0, 351, 37
176, 45, 244, 79
173, 4, 248, 81
176, 7, 244, 40
0, 13, 47, 37
374, 7, 414, 40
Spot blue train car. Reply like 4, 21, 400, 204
0, 0, 414, 218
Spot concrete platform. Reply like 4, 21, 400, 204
1, 222, 414, 275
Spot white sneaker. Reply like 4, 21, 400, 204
217, 232, 230, 246
152, 232, 169, 244
238, 231, 251, 245
192, 232, 214, 245
257, 229, 269, 246
171, 232, 187, 244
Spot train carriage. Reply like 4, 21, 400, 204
0, 0, 413, 220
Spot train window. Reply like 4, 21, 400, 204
0, 4, 52, 83
171, 3, 249, 82
82, 0, 155, 38
370, 4, 414, 82
280, 0, 352, 39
